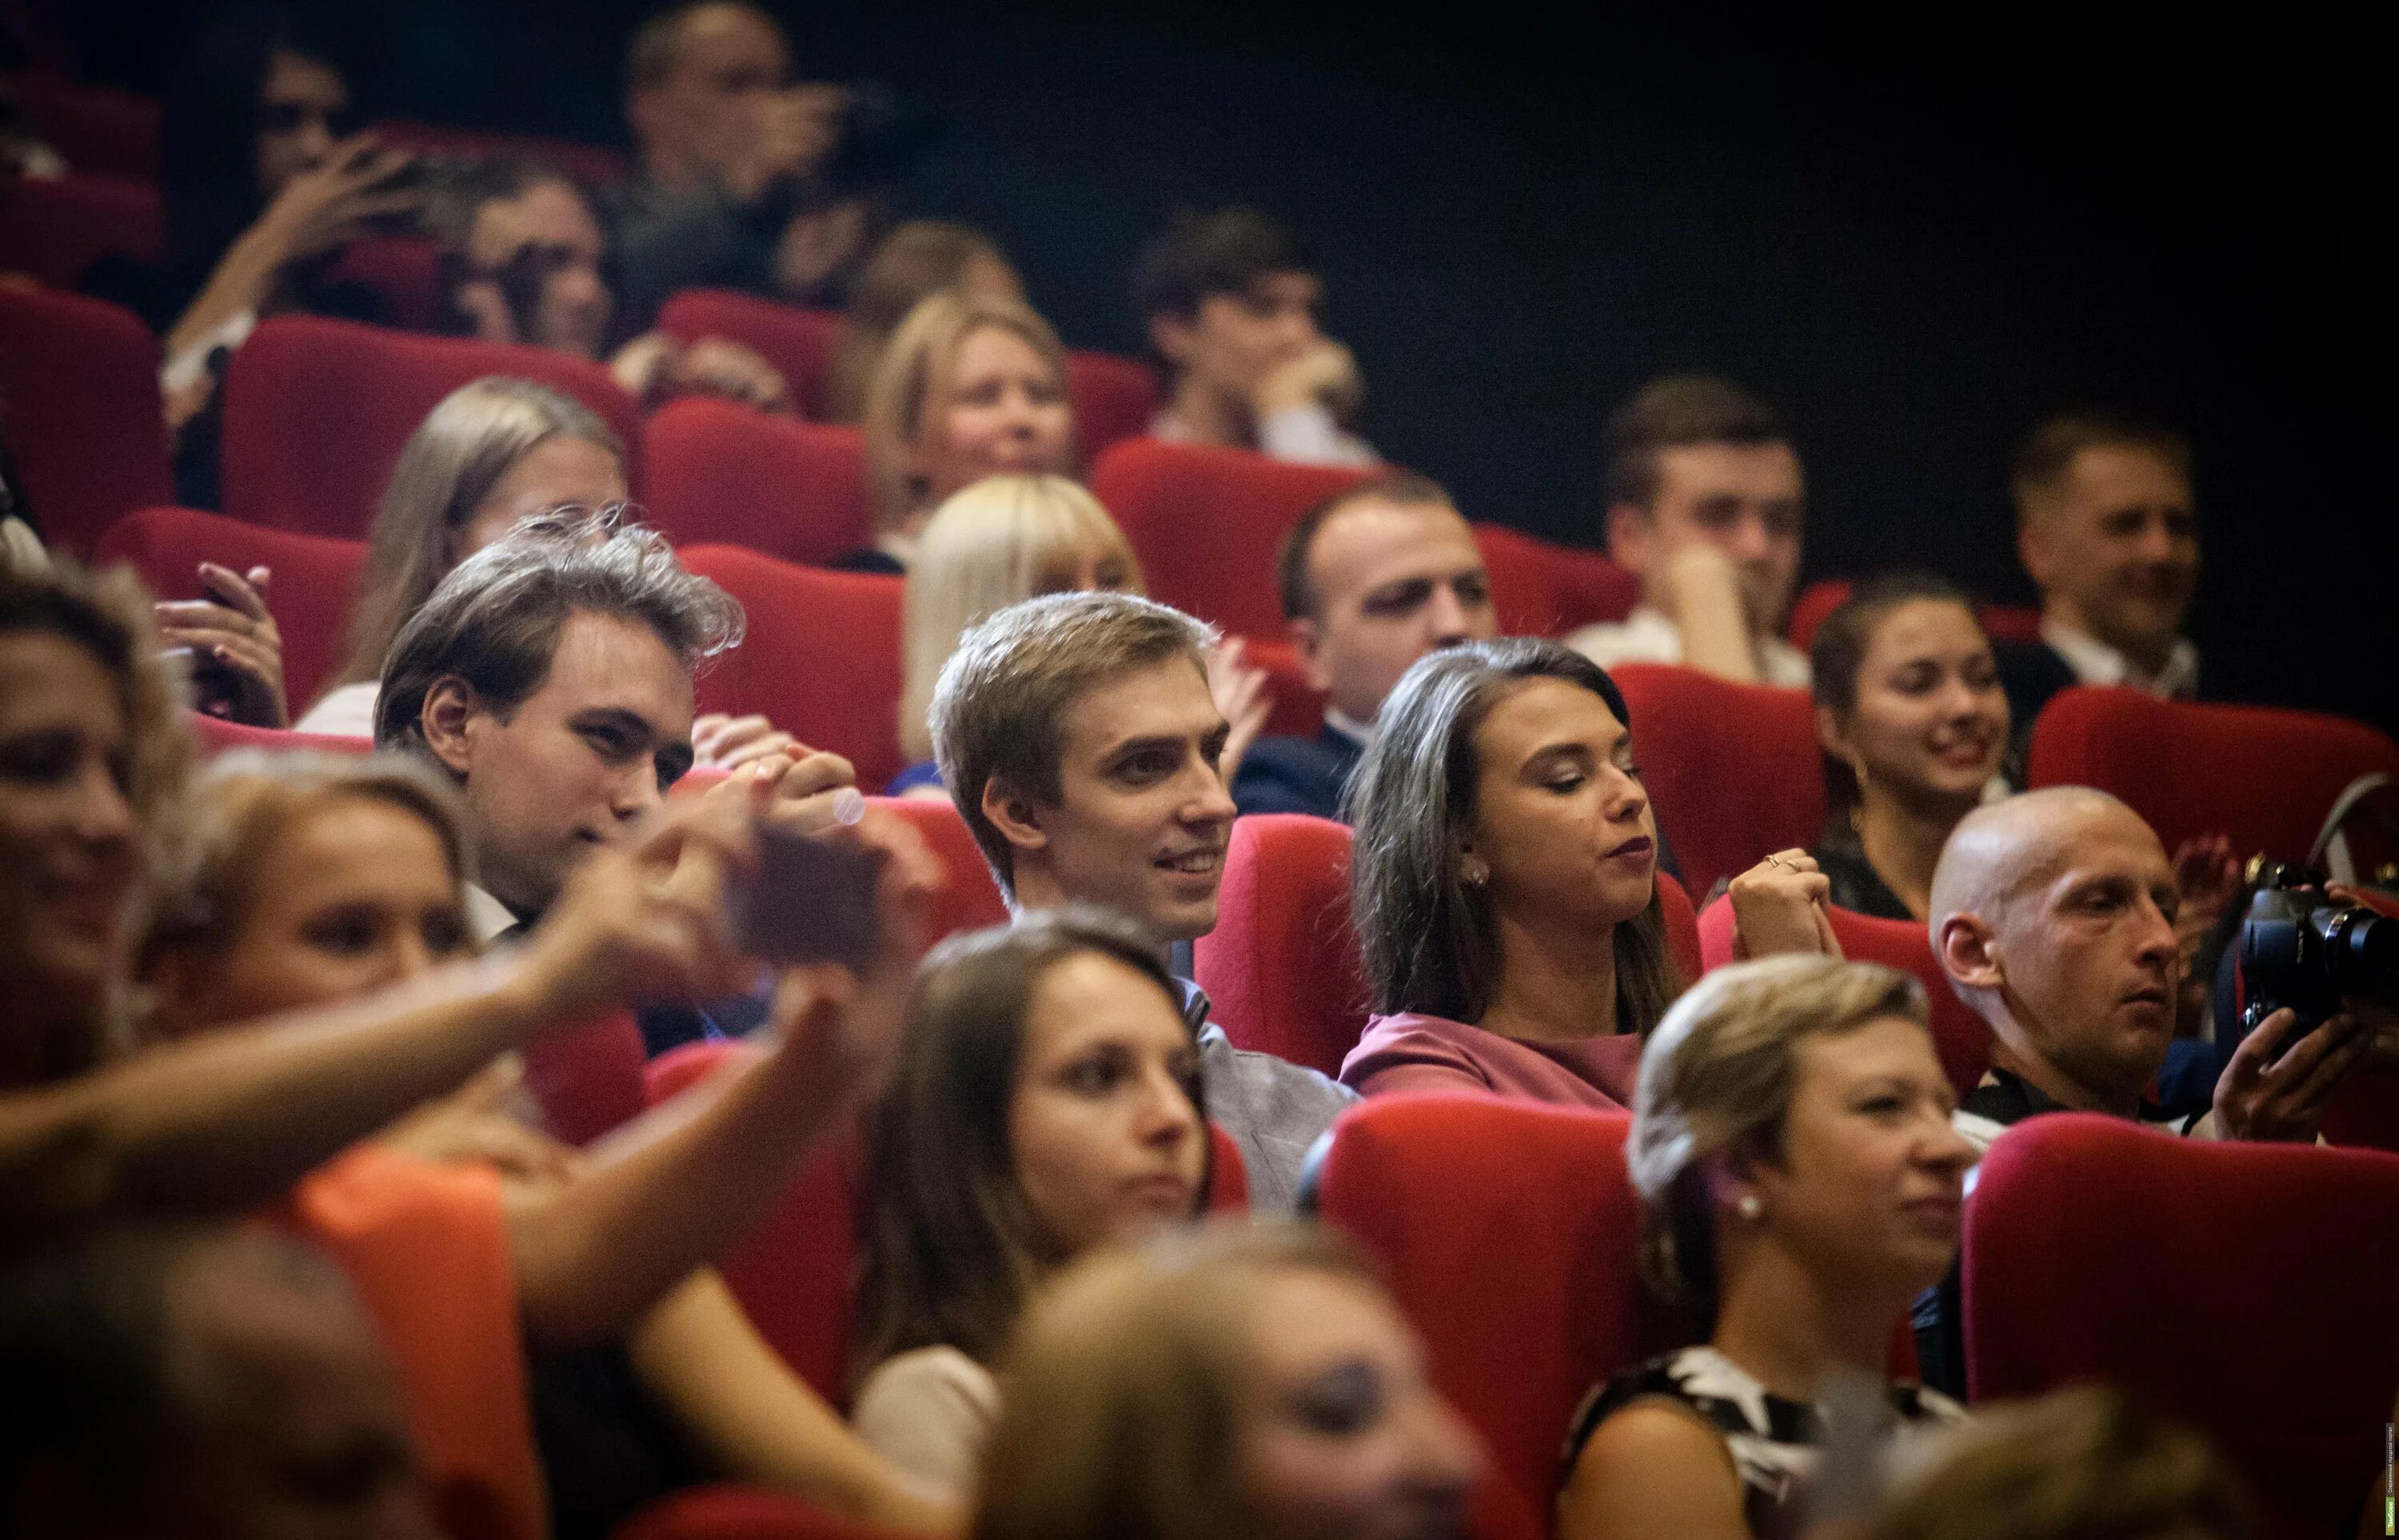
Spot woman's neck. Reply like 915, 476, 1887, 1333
1474, 910, 1619, 1043
1854, 784, 1977, 921
1710, 1241, 1901, 1404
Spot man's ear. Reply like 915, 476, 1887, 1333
1148, 311, 1196, 371
1604, 501, 1655, 573
2016, 510, 2054, 591
1937, 912, 2005, 993
1289, 616, 1332, 693
980, 776, 1049, 858
421, 676, 482, 777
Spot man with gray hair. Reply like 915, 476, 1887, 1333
929, 590, 1355, 1208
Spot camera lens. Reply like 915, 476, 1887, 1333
2326, 908, 2399, 998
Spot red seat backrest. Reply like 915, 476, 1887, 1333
7, 74, 163, 180
1239, 638, 1331, 738
1610, 663, 1823, 898
186, 712, 375, 758
2027, 685, 2399, 866
864, 796, 1009, 941
0, 170, 161, 289
1197, 814, 1700, 1079
519, 1012, 649, 1147
97, 507, 366, 707
1471, 523, 1640, 637
369, 120, 631, 188
678, 545, 905, 791
1314, 1095, 1650, 1538
657, 291, 842, 418
1694, 896, 1990, 1101
322, 237, 448, 335
617, 1486, 916, 1540
0, 285, 172, 558
1063, 349, 1159, 461
220, 315, 641, 538
1965, 1113, 2399, 1540
1088, 438, 1370, 642
1788, 577, 2044, 652
641, 398, 872, 567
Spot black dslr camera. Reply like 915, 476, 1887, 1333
2221, 860, 2399, 1051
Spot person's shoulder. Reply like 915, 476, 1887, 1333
1562, 1349, 1745, 1516
1566, 608, 1681, 670
853, 1346, 1000, 1428
1759, 636, 1811, 688
1338, 1012, 1490, 1086
1232, 734, 1349, 819
1200, 1026, 1358, 1107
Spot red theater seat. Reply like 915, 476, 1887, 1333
6, 74, 163, 180
0, 285, 171, 557
369, 121, 630, 188
520, 1014, 648, 1147
1088, 438, 1370, 642
1063, 349, 1159, 461
1965, 1114, 2399, 1540
1313, 1095, 1647, 1540
1786, 577, 2043, 652
1197, 814, 1701, 1079
677, 545, 905, 791
1609, 663, 1822, 898
2027, 686, 2399, 868
641, 399, 872, 566
867, 796, 1009, 941
1239, 638, 1332, 739
1471, 523, 1639, 636
618, 1486, 916, 1540
657, 291, 841, 418
1694, 896, 1990, 1100
324, 237, 447, 334
0, 170, 161, 289
186, 712, 373, 758
220, 315, 640, 538
97, 507, 366, 708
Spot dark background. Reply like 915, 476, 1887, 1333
55, 1, 2393, 729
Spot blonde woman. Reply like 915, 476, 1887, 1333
974, 1221, 1483, 1540
888, 475, 1267, 796
1559, 954, 1975, 1540
844, 293, 1076, 574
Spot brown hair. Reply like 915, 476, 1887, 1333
1346, 638, 1681, 1031
928, 590, 1214, 900
1868, 1386, 2254, 1540
861, 292, 1072, 537
855, 907, 1207, 1380
827, 221, 1016, 423
1273, 471, 1456, 623
332, 377, 623, 696
1602, 373, 1786, 511
974, 1221, 1379, 1540
1627, 955, 1928, 1324
2010, 413, 2191, 523
1807, 572, 1990, 839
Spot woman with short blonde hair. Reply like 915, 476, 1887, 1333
1560, 954, 1978, 1540
856, 293, 1076, 571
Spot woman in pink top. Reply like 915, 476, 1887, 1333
1340, 639, 1830, 1107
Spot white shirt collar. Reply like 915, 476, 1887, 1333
1323, 707, 1375, 746
2042, 619, 2199, 699
464, 884, 522, 946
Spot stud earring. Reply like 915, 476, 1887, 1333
1736, 1194, 1763, 1222
1461, 858, 1489, 888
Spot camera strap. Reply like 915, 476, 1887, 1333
2309, 771, 2396, 884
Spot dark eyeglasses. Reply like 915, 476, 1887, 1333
257, 101, 361, 137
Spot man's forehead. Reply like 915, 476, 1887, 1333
676, 5, 788, 74
2062, 444, 2190, 512
2024, 810, 2169, 898
1059, 657, 1216, 752
1314, 500, 1479, 592
526, 611, 695, 719
1243, 270, 1319, 307
1654, 440, 1803, 501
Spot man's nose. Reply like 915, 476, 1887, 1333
1424, 582, 1474, 644
612, 764, 665, 821
1728, 510, 1776, 564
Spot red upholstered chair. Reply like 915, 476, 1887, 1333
865, 796, 1009, 942
1196, 814, 1701, 1079
1313, 1095, 1648, 1539
1609, 663, 1823, 898
2027, 686, 2399, 868
0, 170, 161, 289
368, 121, 630, 188
1471, 523, 1640, 637
1240, 638, 1332, 738
677, 545, 905, 792
657, 291, 843, 418
520, 1014, 649, 1147
1787, 577, 2042, 652
323, 237, 448, 334
1088, 438, 1370, 642
618, 1486, 916, 1540
0, 285, 171, 557
186, 712, 374, 757
6, 74, 163, 180
96, 507, 366, 708
1694, 896, 1990, 1101
641, 399, 872, 566
220, 315, 640, 538
1064, 349, 1159, 461
1965, 1113, 2399, 1539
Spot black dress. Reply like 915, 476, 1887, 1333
1807, 837, 1914, 921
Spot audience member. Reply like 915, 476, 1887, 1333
1233, 473, 1496, 820
0, 1223, 441, 1540
1135, 205, 1378, 467
2000, 414, 2201, 732
928, 590, 1353, 1207
134, 751, 953, 1534
613, 1, 876, 325
975, 1221, 1483, 1540
1568, 375, 1809, 687
893, 474, 1267, 798
853, 908, 1211, 1502
1807, 574, 2009, 921
828, 220, 1024, 422
1866, 1386, 2255, 1540
1559, 956, 1974, 1540
1341, 638, 1830, 1107
439, 164, 791, 412
852, 292, 1078, 573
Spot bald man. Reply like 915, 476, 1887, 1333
1930, 787, 2373, 1148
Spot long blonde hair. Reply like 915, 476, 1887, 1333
898, 476, 1142, 764
330, 377, 622, 697
861, 293, 1072, 539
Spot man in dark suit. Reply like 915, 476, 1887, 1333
1233, 474, 1497, 820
